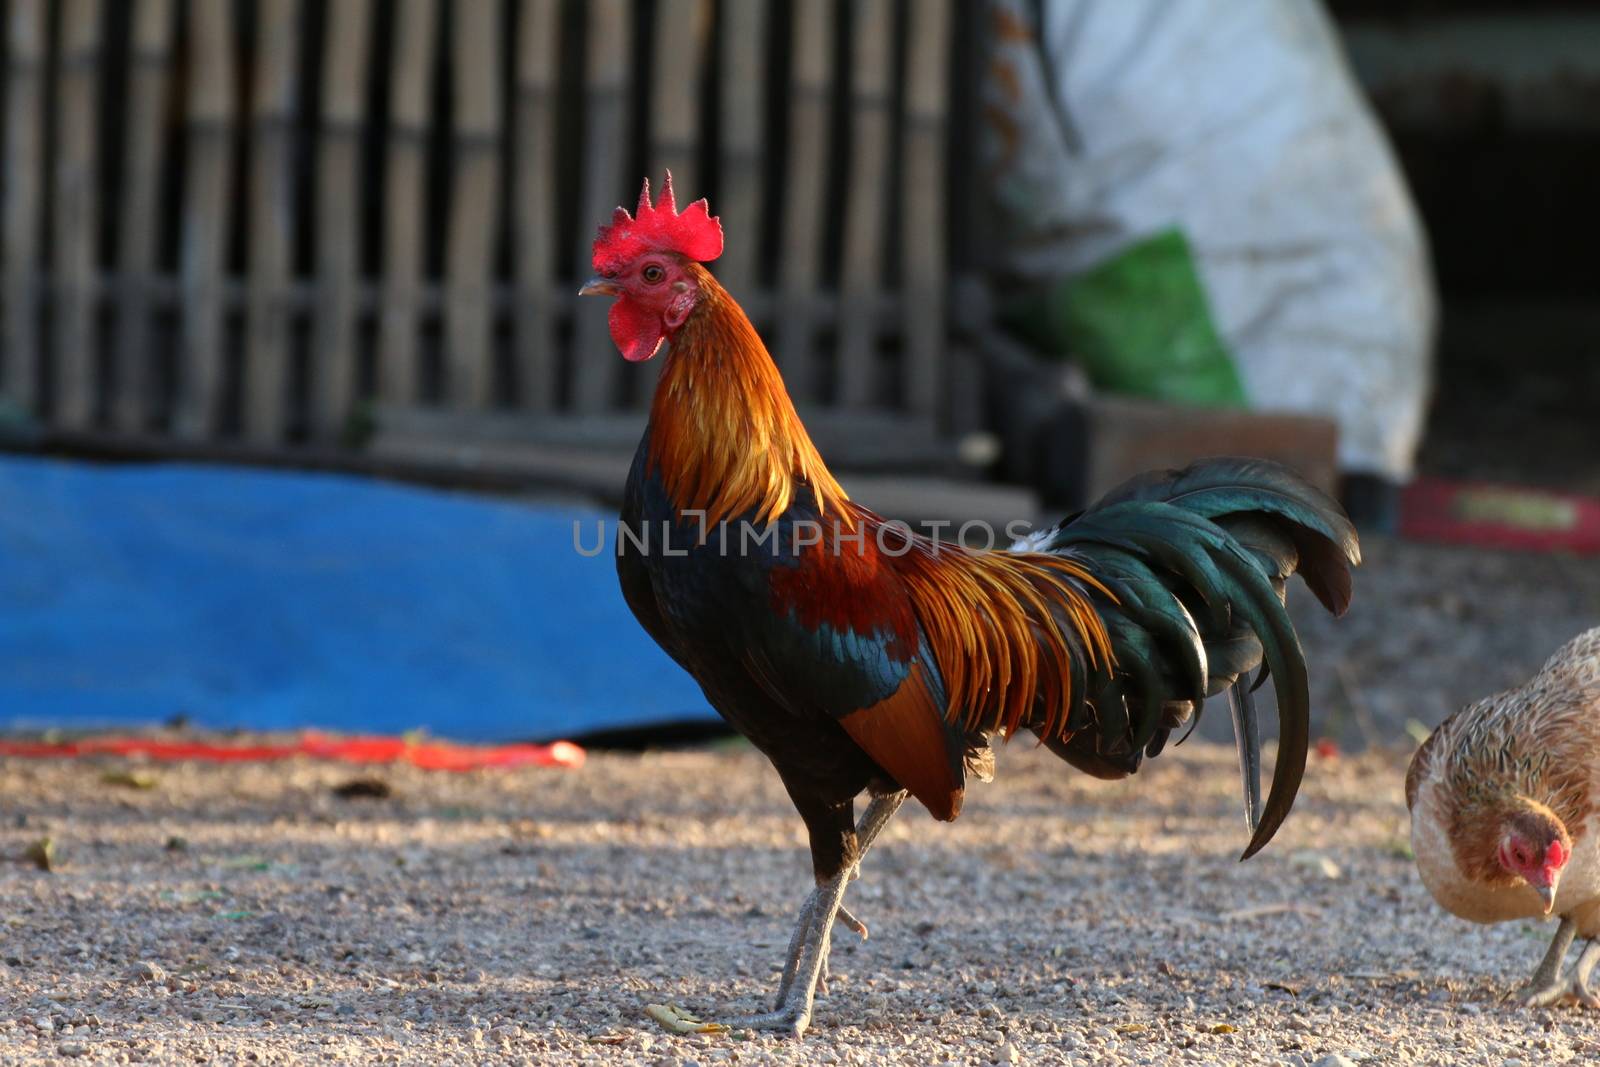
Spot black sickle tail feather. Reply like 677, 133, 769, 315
1025, 457, 1360, 859
1228, 677, 1263, 832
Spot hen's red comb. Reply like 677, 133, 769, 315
592, 173, 723, 275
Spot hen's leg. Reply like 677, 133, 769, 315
1519, 917, 1577, 1006
774, 791, 906, 1005
1567, 939, 1600, 1008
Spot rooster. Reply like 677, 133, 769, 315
1408, 627, 1600, 1006
580, 175, 1360, 1036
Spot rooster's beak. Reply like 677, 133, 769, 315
1537, 883, 1558, 915
579, 276, 621, 297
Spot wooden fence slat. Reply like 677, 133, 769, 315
444, 0, 502, 410
512, 0, 559, 411
52, 0, 104, 429
570, 0, 631, 414
111, 0, 174, 433
379, 0, 436, 406
648, 0, 706, 205
242, 0, 300, 443
774, 0, 831, 400
637, 0, 708, 405
901, 0, 952, 419
174, 0, 235, 439
2, 0, 46, 413
715, 0, 768, 297
310, 0, 373, 438
836, 0, 892, 408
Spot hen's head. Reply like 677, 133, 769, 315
580, 173, 723, 362
1496, 805, 1571, 913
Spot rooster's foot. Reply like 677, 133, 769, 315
725, 1005, 813, 1038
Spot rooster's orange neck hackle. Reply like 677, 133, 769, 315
648, 266, 851, 530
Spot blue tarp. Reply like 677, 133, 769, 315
0, 456, 715, 740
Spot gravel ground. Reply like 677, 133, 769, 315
3, 737, 1600, 1066
2, 534, 1598, 1065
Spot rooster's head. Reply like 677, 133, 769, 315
580, 173, 724, 363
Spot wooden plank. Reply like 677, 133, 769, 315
110, 0, 175, 433
378, 0, 435, 406
900, 0, 952, 419
774, 0, 831, 400
1082, 396, 1341, 503
715, 0, 768, 297
638, 0, 709, 405
1, 0, 46, 414
310, 0, 373, 438
569, 0, 632, 413
242, 0, 300, 443
443, 0, 502, 409
836, 0, 892, 408
52, 0, 104, 429
512, 0, 559, 410
173, 0, 236, 439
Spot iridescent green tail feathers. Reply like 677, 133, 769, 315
1024, 458, 1361, 859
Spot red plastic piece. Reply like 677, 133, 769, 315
0, 732, 585, 771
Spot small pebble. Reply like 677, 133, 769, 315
56, 1043, 88, 1058
126, 961, 166, 984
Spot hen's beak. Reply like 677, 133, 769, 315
1537, 882, 1558, 915
579, 276, 621, 297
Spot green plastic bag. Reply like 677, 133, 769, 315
1001, 227, 1248, 409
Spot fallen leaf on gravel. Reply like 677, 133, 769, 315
585, 1034, 627, 1045
223, 856, 273, 871
1290, 850, 1342, 879
1264, 981, 1300, 996
218, 910, 255, 921
24, 837, 54, 871
645, 1003, 728, 1034
1207, 1023, 1238, 1035
101, 770, 158, 790
1114, 1024, 1148, 1034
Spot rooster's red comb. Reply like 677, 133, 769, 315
592, 173, 723, 276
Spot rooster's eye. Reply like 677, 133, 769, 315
642, 264, 665, 284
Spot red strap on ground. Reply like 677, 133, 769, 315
1401, 478, 1600, 555
0, 732, 585, 771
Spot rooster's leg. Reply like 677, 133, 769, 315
732, 791, 905, 1036
1519, 917, 1578, 1006
774, 791, 906, 1005
723, 865, 848, 1036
